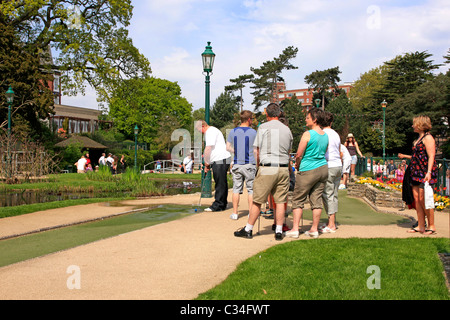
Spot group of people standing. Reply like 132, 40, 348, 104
197, 102, 439, 240
197, 103, 347, 240
75, 152, 126, 174
98, 153, 127, 174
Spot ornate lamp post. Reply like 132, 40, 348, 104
5, 86, 14, 178
201, 42, 215, 198
381, 100, 387, 177
134, 124, 139, 171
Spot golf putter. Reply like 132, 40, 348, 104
197, 170, 207, 207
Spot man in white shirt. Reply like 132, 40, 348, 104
98, 153, 106, 166
320, 112, 342, 233
75, 155, 87, 173
182, 151, 194, 174
197, 121, 231, 212
106, 153, 114, 172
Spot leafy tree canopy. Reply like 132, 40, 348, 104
0, 21, 53, 136
108, 77, 192, 147
0, 0, 150, 102
250, 46, 298, 111
210, 92, 239, 129
304, 66, 341, 110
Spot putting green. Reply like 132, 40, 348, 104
300, 190, 410, 226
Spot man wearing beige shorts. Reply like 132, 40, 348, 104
234, 103, 293, 241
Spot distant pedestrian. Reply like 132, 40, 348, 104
344, 133, 363, 179
75, 155, 87, 173
182, 152, 194, 174
99, 153, 106, 166
340, 144, 352, 189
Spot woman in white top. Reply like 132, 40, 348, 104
320, 111, 341, 233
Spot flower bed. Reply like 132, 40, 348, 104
355, 177, 450, 211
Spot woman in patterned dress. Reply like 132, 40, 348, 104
398, 115, 437, 235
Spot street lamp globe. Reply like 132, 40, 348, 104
6, 86, 14, 104
134, 124, 139, 135
202, 42, 215, 73
314, 98, 321, 108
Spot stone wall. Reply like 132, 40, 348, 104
347, 183, 404, 209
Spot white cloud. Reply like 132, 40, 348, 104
64, 0, 450, 112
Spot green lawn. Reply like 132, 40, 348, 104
197, 238, 450, 300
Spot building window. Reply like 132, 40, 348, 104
53, 75, 60, 92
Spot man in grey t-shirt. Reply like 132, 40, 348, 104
234, 103, 293, 241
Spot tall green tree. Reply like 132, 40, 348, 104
225, 74, 254, 112
108, 77, 192, 149
250, 46, 298, 111
210, 92, 239, 129
281, 95, 306, 149
1, 0, 150, 102
390, 73, 450, 153
379, 51, 440, 103
0, 21, 53, 137
304, 66, 341, 110
349, 64, 388, 112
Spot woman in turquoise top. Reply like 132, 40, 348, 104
286, 108, 329, 239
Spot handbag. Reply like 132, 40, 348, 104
424, 182, 435, 209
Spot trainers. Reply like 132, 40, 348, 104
285, 230, 299, 238
204, 207, 213, 212
275, 232, 283, 241
234, 227, 252, 239
304, 231, 319, 239
230, 213, 238, 220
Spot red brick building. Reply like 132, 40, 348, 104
273, 82, 354, 106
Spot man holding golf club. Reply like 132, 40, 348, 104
197, 120, 231, 212
234, 103, 293, 241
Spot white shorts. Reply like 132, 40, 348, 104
343, 160, 351, 174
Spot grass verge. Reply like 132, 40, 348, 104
197, 238, 450, 300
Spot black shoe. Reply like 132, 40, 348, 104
275, 232, 283, 241
234, 227, 252, 239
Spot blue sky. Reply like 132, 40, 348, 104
64, 0, 450, 111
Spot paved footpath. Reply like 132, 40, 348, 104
0, 191, 448, 300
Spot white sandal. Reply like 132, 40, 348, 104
304, 231, 319, 239
320, 226, 336, 233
